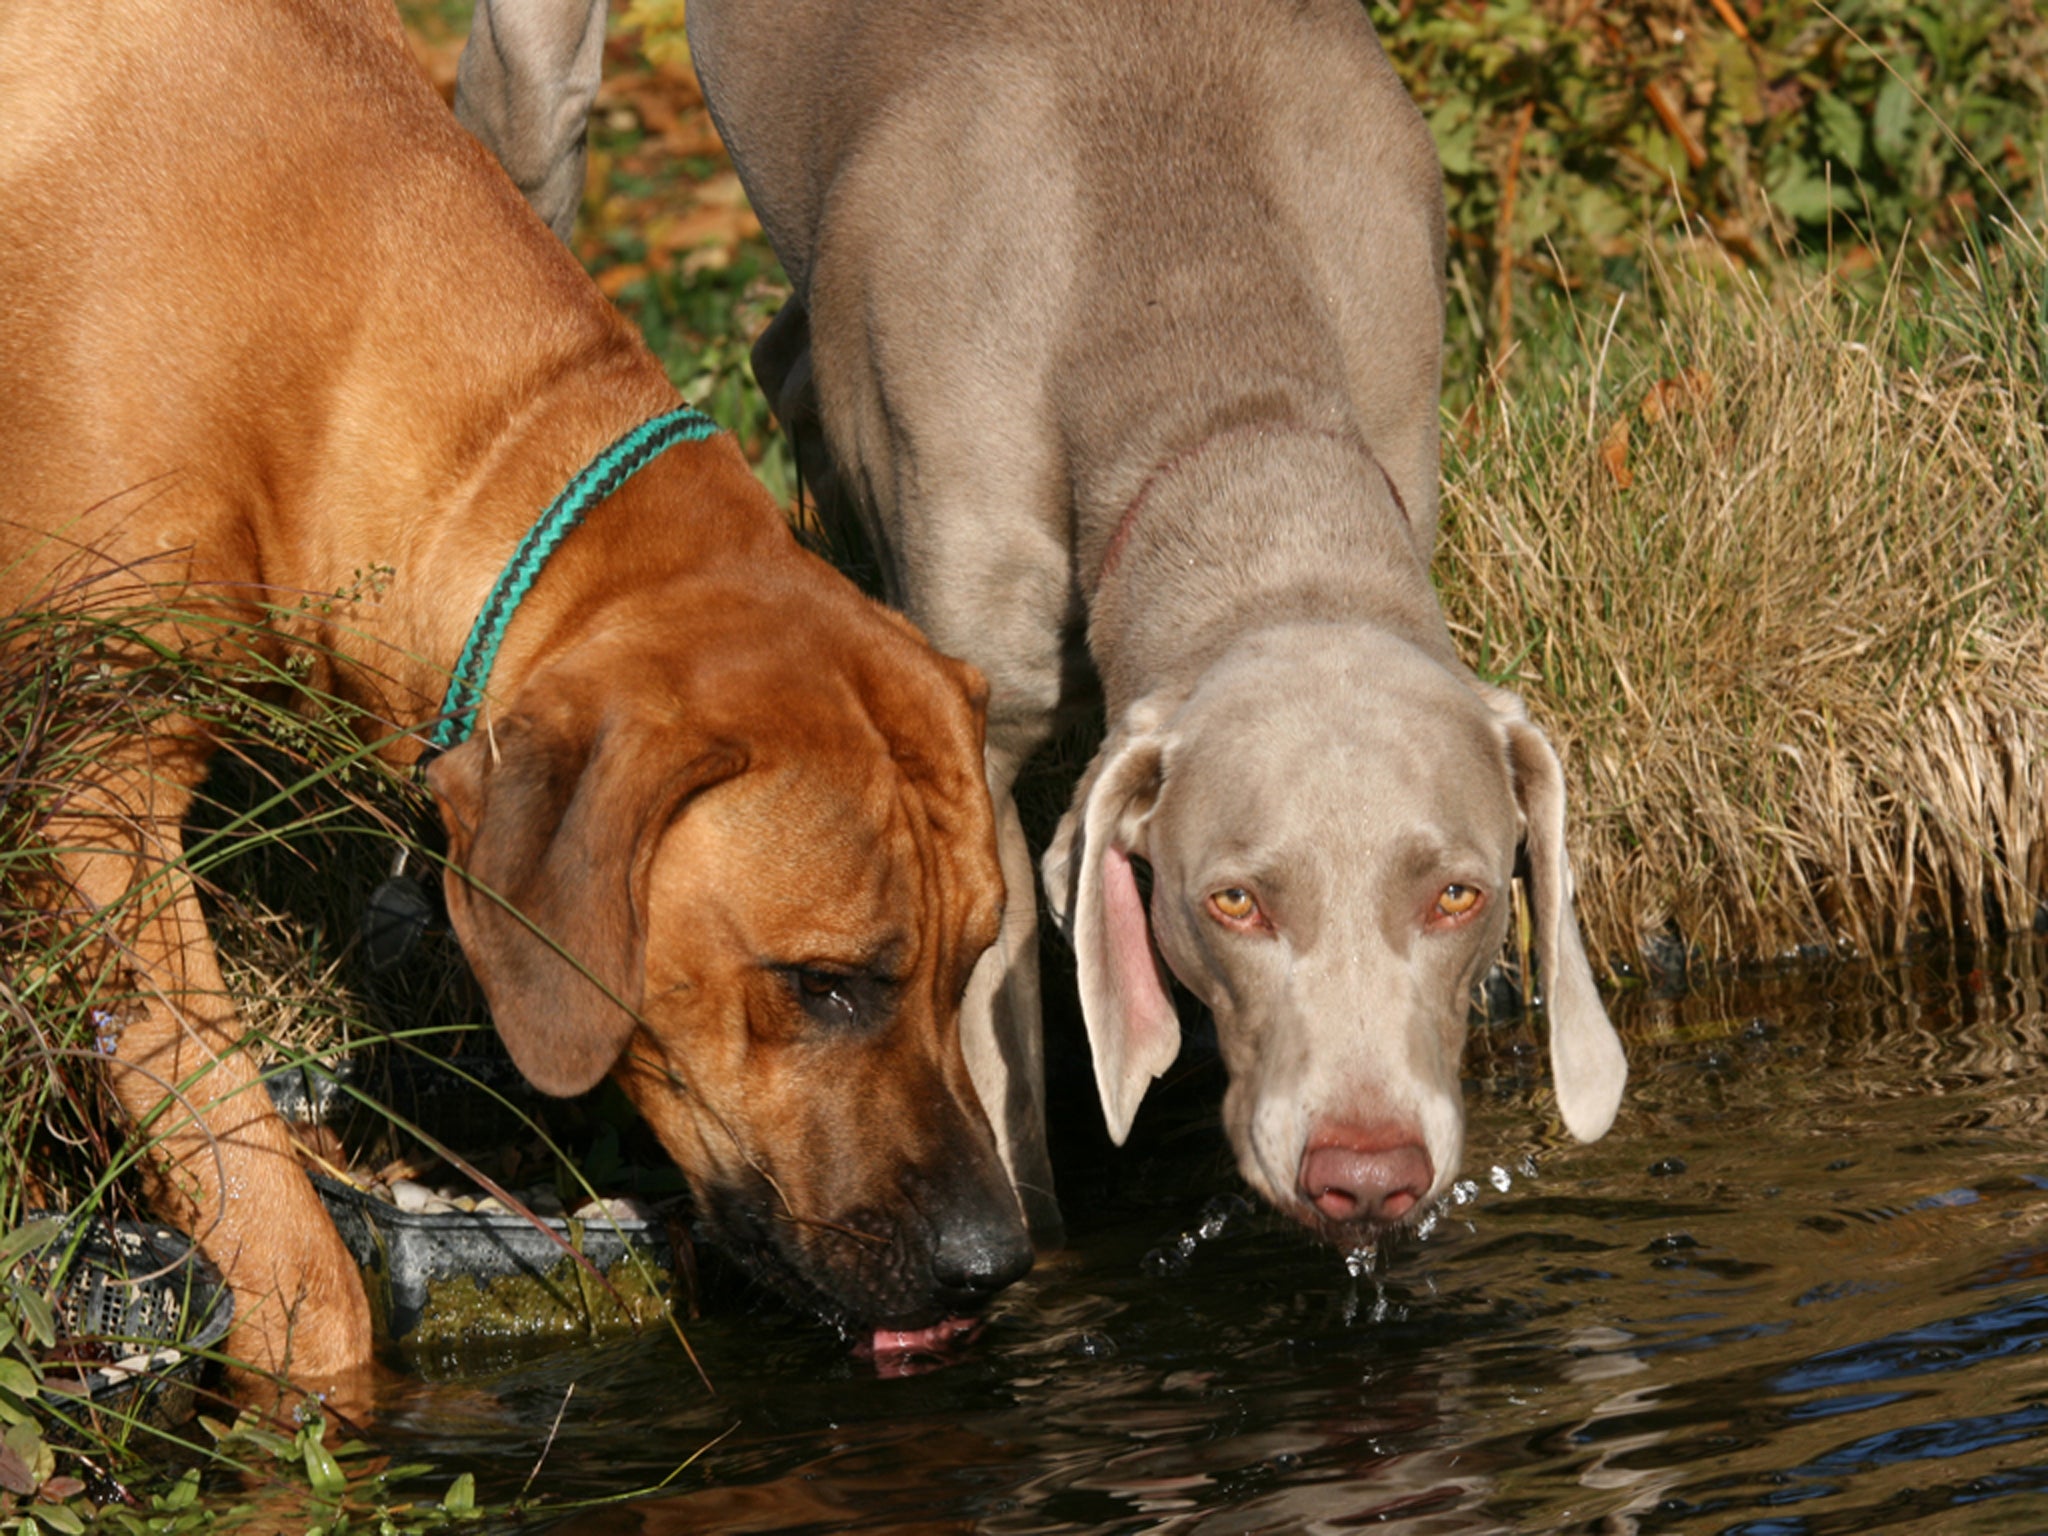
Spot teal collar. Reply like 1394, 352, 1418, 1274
429, 406, 720, 752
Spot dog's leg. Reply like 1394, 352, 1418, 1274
47, 736, 374, 1398
961, 743, 1064, 1249
453, 0, 607, 243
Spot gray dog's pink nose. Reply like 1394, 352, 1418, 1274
1297, 1136, 1433, 1224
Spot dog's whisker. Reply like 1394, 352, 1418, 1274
773, 1212, 889, 1249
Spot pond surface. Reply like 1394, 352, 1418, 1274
372, 941, 2048, 1534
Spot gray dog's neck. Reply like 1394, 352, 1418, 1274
1084, 423, 1458, 717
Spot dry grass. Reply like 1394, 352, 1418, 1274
1441, 229, 2048, 971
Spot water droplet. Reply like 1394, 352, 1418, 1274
1141, 1244, 1191, 1278
1344, 1244, 1379, 1278
1490, 1165, 1513, 1193
1452, 1179, 1480, 1205
1414, 1208, 1441, 1241
1195, 1192, 1250, 1241
1518, 1154, 1540, 1179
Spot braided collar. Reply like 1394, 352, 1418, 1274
429, 406, 720, 751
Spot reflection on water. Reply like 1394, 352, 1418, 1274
374, 942, 2048, 1534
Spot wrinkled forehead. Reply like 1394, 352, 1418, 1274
651, 732, 1000, 969
1161, 639, 1521, 861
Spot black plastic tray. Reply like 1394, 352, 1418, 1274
314, 1177, 677, 1372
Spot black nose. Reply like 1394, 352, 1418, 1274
930, 1201, 1035, 1298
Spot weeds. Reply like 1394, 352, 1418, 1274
0, 569, 529, 1527
1440, 223, 2048, 971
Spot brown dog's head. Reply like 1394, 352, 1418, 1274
426, 575, 1030, 1346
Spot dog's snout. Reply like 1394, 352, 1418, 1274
1297, 1134, 1434, 1225
931, 1203, 1035, 1298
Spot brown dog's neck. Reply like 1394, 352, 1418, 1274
1085, 423, 1452, 717
314, 369, 791, 762
397, 421, 790, 757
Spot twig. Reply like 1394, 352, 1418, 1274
516, 1381, 576, 1509
1492, 101, 1538, 382
1705, 0, 1750, 40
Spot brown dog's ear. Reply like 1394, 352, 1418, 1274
1043, 697, 1181, 1146
427, 714, 745, 1097
1486, 689, 1628, 1142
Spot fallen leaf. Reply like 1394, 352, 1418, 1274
1600, 416, 1633, 487
1640, 366, 1714, 424
0, 1442, 36, 1497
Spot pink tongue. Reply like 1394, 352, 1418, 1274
869, 1316, 980, 1356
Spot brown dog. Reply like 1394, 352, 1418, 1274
0, 0, 1030, 1398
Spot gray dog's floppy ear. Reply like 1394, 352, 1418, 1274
1043, 702, 1181, 1145
428, 712, 745, 1097
1488, 693, 1628, 1141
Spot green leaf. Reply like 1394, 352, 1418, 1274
9, 1289, 55, 1353
1766, 153, 1848, 223
217, 1423, 299, 1461
0, 1362, 39, 1399
159, 1469, 201, 1511
1814, 90, 1866, 169
443, 1471, 477, 1516
1573, 183, 1635, 245
31, 1502, 84, 1535
4, 1423, 53, 1491
0, 1223, 65, 1273
1872, 72, 1921, 167
301, 1430, 348, 1500
1911, 6, 1950, 62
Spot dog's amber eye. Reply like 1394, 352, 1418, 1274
1435, 884, 1481, 919
1209, 887, 1261, 925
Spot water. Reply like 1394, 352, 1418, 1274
368, 942, 2048, 1534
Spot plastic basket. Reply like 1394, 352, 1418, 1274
314, 1176, 677, 1375
10, 1216, 233, 1425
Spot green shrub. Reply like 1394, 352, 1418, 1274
1379, 0, 2048, 386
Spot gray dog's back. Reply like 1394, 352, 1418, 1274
689, 0, 1447, 571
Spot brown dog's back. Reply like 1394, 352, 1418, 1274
0, 0, 664, 641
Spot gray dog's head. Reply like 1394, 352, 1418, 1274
1044, 625, 1625, 1245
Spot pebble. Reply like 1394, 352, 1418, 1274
387, 1179, 463, 1215
378, 1178, 646, 1223
572, 1196, 654, 1223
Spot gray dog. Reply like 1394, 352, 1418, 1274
459, 0, 1627, 1251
